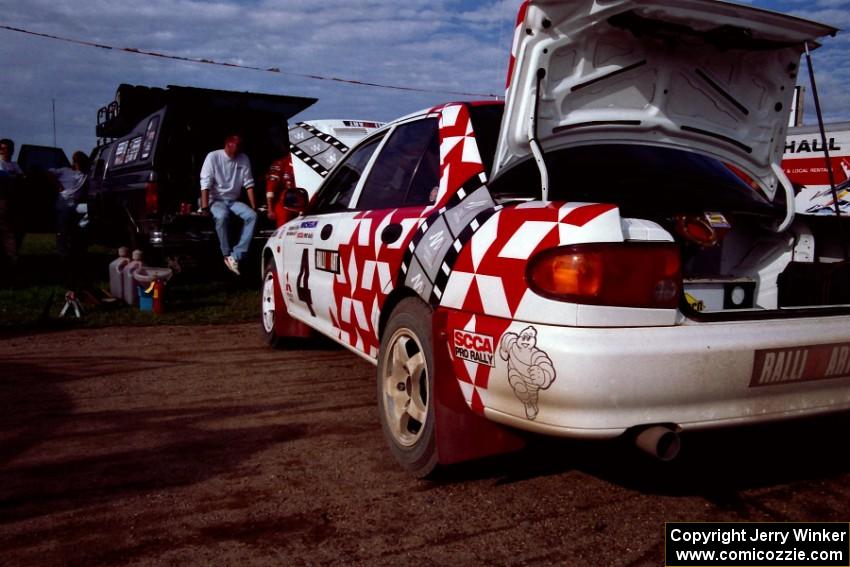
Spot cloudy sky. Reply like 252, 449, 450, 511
1, 0, 848, 158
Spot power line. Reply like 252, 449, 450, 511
0, 23, 503, 100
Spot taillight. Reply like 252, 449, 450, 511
673, 213, 730, 248
145, 172, 159, 215
527, 243, 681, 309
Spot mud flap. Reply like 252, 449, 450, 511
273, 267, 313, 338
432, 308, 526, 465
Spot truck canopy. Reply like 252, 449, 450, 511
97, 84, 317, 140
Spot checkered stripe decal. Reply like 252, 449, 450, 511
429, 207, 501, 305
289, 121, 350, 178
398, 173, 499, 306
396, 102, 497, 306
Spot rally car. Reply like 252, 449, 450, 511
262, 0, 849, 477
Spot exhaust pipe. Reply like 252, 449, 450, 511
634, 425, 681, 461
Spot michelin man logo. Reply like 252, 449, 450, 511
499, 326, 556, 420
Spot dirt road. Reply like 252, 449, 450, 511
1, 323, 849, 566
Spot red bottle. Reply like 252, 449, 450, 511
152, 278, 165, 314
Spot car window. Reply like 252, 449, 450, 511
357, 118, 439, 210
140, 116, 159, 160
125, 136, 143, 163
403, 122, 440, 206
17, 145, 70, 171
311, 135, 384, 213
113, 140, 129, 166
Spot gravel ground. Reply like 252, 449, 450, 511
1, 323, 849, 566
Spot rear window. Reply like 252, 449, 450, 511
489, 144, 778, 217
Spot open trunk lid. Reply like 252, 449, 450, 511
493, 0, 837, 205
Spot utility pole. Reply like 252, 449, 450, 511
52, 98, 57, 147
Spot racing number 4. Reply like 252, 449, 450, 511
296, 248, 316, 316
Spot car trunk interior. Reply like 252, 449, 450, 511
488, 144, 850, 317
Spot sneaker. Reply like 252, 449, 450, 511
224, 256, 240, 275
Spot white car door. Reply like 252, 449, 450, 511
280, 135, 386, 337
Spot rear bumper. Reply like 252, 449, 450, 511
446, 311, 850, 438
142, 218, 275, 249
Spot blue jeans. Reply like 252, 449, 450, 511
210, 200, 256, 262
55, 197, 78, 258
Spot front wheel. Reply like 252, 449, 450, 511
261, 259, 283, 348
376, 298, 438, 478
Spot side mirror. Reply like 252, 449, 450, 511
283, 187, 309, 213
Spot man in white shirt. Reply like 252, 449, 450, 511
51, 152, 89, 207
199, 134, 257, 275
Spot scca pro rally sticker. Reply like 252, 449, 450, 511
452, 330, 495, 367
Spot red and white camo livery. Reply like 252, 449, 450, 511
262, 0, 850, 477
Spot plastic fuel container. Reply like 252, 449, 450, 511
108, 247, 130, 300
121, 250, 145, 306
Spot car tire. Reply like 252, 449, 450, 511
376, 298, 439, 478
261, 259, 283, 348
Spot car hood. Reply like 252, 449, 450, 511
492, 0, 836, 202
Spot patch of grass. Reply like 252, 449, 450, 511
1, 234, 260, 332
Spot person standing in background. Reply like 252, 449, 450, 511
265, 143, 298, 228
0, 138, 23, 175
51, 150, 91, 292
0, 138, 23, 275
